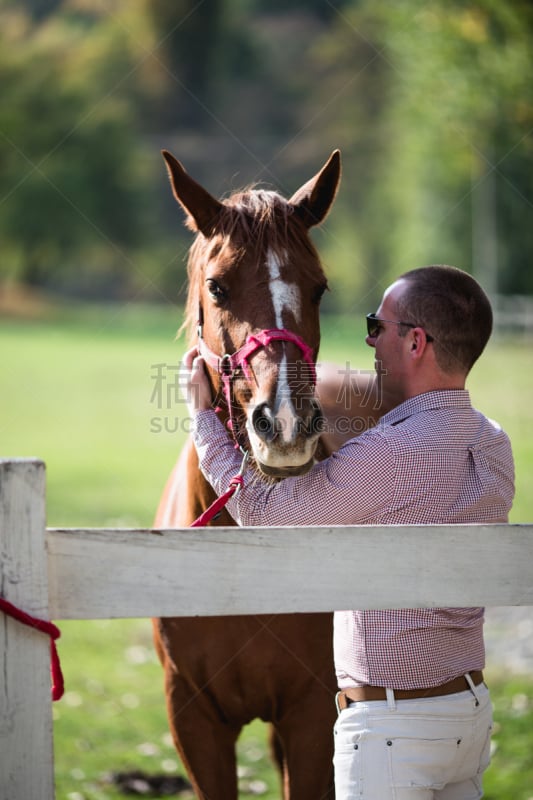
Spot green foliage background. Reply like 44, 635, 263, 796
1, 0, 532, 310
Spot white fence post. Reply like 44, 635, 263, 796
0, 459, 54, 800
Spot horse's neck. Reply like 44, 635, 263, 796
154, 437, 236, 528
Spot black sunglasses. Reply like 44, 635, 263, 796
366, 313, 434, 342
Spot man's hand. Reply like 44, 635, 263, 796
181, 347, 212, 415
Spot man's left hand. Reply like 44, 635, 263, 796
180, 347, 212, 415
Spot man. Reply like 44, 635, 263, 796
181, 264, 514, 799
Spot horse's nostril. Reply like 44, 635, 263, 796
256, 416, 273, 434
252, 404, 276, 442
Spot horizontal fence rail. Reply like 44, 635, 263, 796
1, 459, 533, 800
47, 523, 533, 619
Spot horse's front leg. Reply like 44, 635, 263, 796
154, 623, 240, 800
274, 698, 336, 800
163, 664, 240, 799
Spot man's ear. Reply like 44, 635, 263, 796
410, 328, 428, 357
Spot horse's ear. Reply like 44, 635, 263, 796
162, 150, 224, 235
289, 150, 341, 228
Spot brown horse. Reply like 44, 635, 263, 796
152, 150, 383, 800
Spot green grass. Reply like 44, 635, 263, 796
53, 619, 282, 799
1, 305, 185, 528
2, 306, 533, 799
486, 677, 533, 799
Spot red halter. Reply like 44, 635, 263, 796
197, 320, 317, 440
198, 326, 317, 383
192, 321, 317, 526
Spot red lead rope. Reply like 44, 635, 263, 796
190, 448, 249, 528
0, 595, 64, 701
190, 475, 244, 527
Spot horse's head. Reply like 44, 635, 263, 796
163, 149, 341, 478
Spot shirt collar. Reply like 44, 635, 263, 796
380, 389, 472, 427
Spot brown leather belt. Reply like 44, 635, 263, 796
337, 671, 484, 709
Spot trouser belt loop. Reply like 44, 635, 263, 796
465, 672, 481, 706
386, 687, 396, 712
335, 691, 348, 713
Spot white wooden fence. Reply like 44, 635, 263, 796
1, 458, 533, 800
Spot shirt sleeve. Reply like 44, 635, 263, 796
193, 409, 395, 527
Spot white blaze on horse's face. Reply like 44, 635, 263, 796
267, 248, 302, 328
244, 247, 320, 472
267, 248, 301, 444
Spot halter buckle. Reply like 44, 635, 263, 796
220, 353, 236, 378
232, 448, 249, 496
237, 447, 249, 475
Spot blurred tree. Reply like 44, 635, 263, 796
2, 0, 63, 23
0, 5, 153, 298
1, 0, 531, 306
145, 0, 224, 130
315, 0, 533, 307
379, 0, 533, 296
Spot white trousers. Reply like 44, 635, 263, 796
333, 682, 493, 800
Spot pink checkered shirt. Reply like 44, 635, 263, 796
193, 390, 515, 690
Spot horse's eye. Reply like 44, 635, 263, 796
312, 282, 328, 305
206, 279, 227, 302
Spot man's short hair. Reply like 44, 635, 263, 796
395, 265, 493, 374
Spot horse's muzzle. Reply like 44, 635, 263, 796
251, 400, 325, 444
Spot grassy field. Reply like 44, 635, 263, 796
2, 305, 533, 799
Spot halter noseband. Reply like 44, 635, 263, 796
197, 319, 317, 443
198, 326, 317, 383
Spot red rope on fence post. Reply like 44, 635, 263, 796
0, 596, 64, 701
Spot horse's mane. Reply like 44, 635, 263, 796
181, 187, 326, 344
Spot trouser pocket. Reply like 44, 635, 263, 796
387, 735, 461, 791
